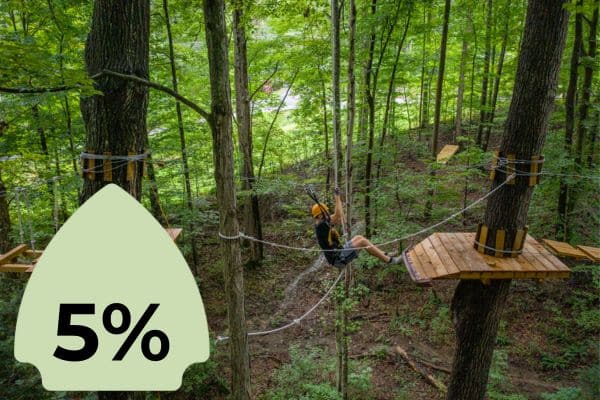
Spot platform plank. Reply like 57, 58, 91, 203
436, 144, 460, 164
577, 245, 600, 262
542, 239, 590, 260
0, 264, 33, 273
428, 234, 461, 275
0, 245, 27, 265
421, 236, 449, 278
403, 233, 570, 282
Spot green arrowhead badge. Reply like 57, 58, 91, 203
15, 184, 210, 391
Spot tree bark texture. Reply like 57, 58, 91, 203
80, 0, 150, 203
446, 2, 569, 400
203, 0, 251, 398
233, 2, 263, 263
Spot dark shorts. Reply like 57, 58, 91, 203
333, 241, 359, 267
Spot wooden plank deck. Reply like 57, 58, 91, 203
403, 233, 570, 282
0, 245, 27, 265
542, 239, 590, 260
577, 245, 600, 262
436, 144, 460, 164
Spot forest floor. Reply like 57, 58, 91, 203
195, 132, 598, 400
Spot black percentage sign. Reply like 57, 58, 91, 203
103, 303, 170, 361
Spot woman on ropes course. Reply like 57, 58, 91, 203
312, 187, 402, 268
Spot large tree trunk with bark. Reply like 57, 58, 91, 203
233, 1, 263, 264
80, 0, 150, 204
203, 1, 251, 399
81, 2, 150, 400
446, 1, 568, 400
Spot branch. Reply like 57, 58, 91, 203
0, 85, 73, 94
249, 64, 279, 101
98, 70, 211, 122
0, 70, 211, 122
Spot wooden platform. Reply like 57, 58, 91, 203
542, 239, 590, 261
0, 228, 184, 274
403, 233, 571, 285
436, 144, 460, 164
576, 245, 600, 262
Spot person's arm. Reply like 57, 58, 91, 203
331, 191, 344, 225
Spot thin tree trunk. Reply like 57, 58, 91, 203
376, 12, 412, 181
419, 9, 431, 130
233, 0, 263, 264
446, 2, 569, 399
482, 14, 509, 151
163, 0, 199, 270
476, 0, 493, 147
257, 73, 297, 180
365, 0, 399, 238
203, 0, 251, 398
576, 0, 598, 165
468, 26, 479, 125
0, 168, 11, 253
432, 0, 451, 157
455, 11, 472, 139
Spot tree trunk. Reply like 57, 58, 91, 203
233, 0, 263, 264
145, 148, 165, 226
163, 0, 200, 270
419, 9, 431, 130
556, 4, 582, 240
455, 12, 471, 139
482, 15, 509, 151
330, 0, 347, 396
576, 0, 598, 165
476, 0, 493, 147
0, 168, 11, 253
81, 3, 150, 400
80, 0, 150, 204
365, 0, 399, 237
446, 2, 568, 400
203, 0, 251, 398
376, 11, 412, 181
432, 0, 451, 157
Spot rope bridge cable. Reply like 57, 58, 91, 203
218, 173, 517, 252
215, 268, 345, 344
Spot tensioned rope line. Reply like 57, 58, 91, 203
219, 173, 517, 252
216, 269, 345, 343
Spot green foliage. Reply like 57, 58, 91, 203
487, 350, 527, 400
541, 388, 583, 400
263, 345, 373, 400
180, 345, 228, 397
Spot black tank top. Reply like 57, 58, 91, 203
315, 220, 341, 265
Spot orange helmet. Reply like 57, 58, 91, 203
311, 203, 329, 218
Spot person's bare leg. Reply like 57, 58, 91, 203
351, 235, 390, 262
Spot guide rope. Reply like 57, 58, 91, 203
219, 173, 517, 252
216, 268, 345, 343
